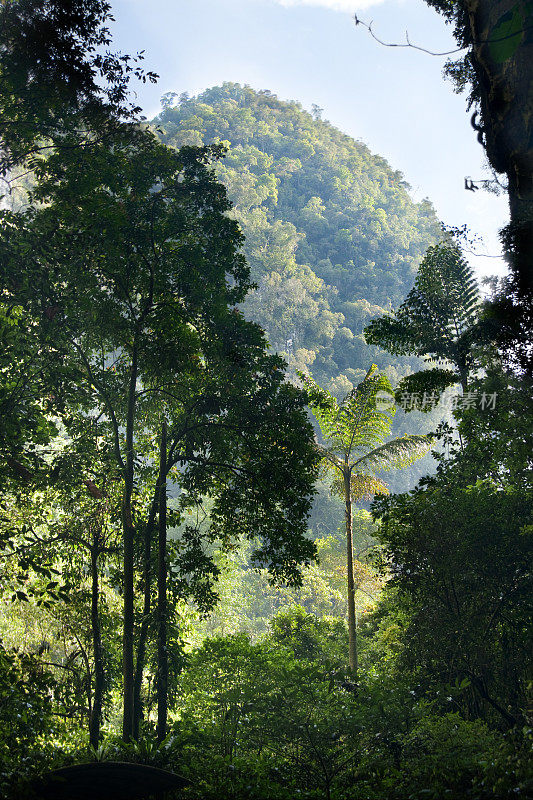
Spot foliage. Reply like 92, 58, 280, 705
1, 127, 318, 579
167, 612, 361, 800
154, 83, 441, 391
1, 124, 321, 742
61, 606, 525, 800
0, 3, 530, 796
359, 712, 501, 800
375, 483, 531, 726
475, 726, 533, 799
303, 366, 432, 496
0, 641, 58, 796
365, 240, 482, 397
0, 0, 157, 177
372, 366, 533, 729
267, 604, 348, 664
0, 433, 125, 745
188, 514, 380, 641
0, 302, 61, 491
154, 85, 444, 506
302, 365, 431, 673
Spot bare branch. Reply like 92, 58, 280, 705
353, 14, 533, 57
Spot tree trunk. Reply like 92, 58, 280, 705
465, 0, 533, 292
156, 420, 168, 743
344, 466, 358, 678
89, 537, 104, 750
132, 497, 158, 740
122, 348, 138, 741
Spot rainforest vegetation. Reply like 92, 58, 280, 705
153, 82, 445, 500
155, 82, 440, 386
0, 2, 531, 799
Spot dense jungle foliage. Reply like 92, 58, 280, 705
0, 3, 531, 800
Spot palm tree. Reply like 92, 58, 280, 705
302, 366, 432, 678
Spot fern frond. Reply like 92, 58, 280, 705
354, 434, 433, 472
329, 472, 388, 501
350, 472, 389, 501
306, 368, 432, 502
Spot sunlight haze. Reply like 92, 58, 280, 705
112, 0, 509, 282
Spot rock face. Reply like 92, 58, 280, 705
154, 83, 441, 393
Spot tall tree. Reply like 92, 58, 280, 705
302, 366, 432, 676
419, 1, 533, 380
423, 0, 532, 294
0, 130, 318, 739
0, 0, 157, 491
156, 421, 168, 743
364, 241, 482, 399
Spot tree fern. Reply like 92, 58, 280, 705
301, 366, 433, 677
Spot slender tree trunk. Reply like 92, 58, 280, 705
344, 466, 358, 678
132, 497, 158, 740
156, 421, 168, 743
122, 348, 138, 741
470, 674, 517, 727
89, 538, 104, 749
457, 356, 469, 395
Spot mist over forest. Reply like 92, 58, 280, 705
0, 3, 531, 800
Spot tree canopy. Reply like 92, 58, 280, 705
0, 0, 157, 177
0, 125, 319, 740
364, 240, 482, 396
154, 84, 442, 392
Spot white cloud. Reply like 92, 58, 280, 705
273, 0, 384, 13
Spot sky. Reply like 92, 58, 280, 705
110, 0, 509, 284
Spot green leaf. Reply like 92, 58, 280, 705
354, 435, 433, 473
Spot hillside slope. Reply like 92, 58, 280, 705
154, 83, 441, 393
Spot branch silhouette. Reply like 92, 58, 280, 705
353, 14, 533, 57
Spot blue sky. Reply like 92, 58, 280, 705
110, 0, 509, 283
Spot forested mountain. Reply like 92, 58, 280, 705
149, 84, 443, 625
154, 84, 441, 393
1, 5, 530, 797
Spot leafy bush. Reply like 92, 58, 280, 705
0, 641, 57, 796
164, 612, 359, 799
390, 713, 500, 800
